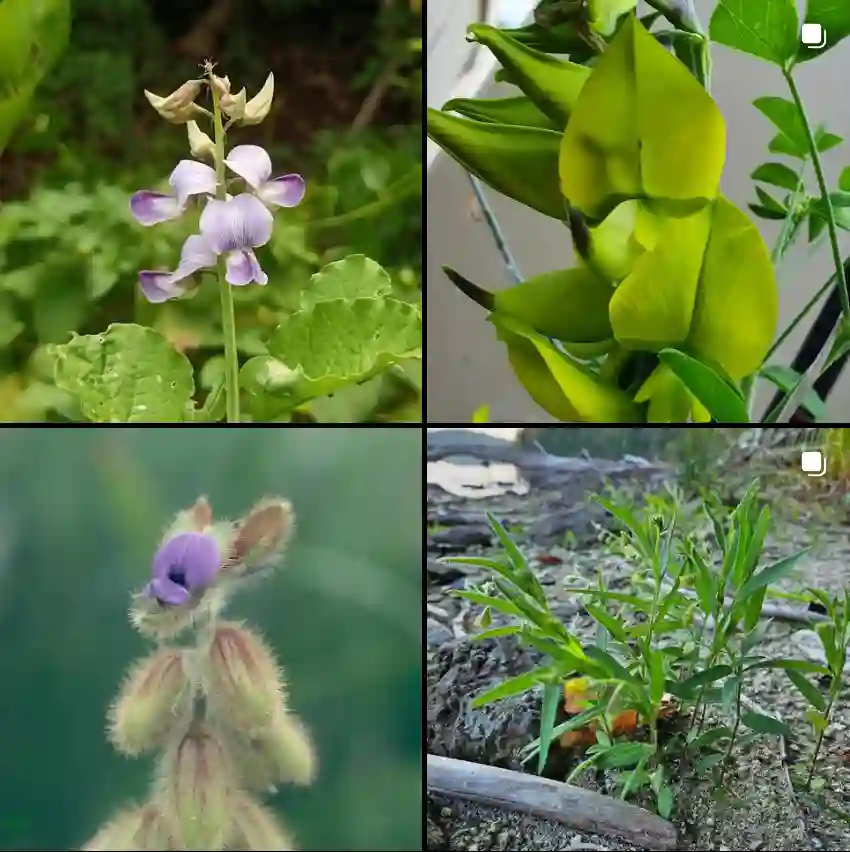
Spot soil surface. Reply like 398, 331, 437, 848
426, 429, 850, 852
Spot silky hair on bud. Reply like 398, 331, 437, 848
107, 648, 193, 757
230, 497, 294, 574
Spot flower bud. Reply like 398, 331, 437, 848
186, 120, 216, 160
220, 87, 247, 120
230, 497, 294, 573
231, 710, 317, 792
144, 80, 203, 124
156, 723, 234, 851
240, 72, 275, 126
82, 804, 174, 851
205, 621, 285, 732
227, 794, 296, 851
108, 648, 192, 756
209, 73, 231, 99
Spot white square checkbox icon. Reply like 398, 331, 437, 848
801, 22, 826, 47
801, 450, 825, 474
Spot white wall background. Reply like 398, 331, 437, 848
427, 1, 850, 422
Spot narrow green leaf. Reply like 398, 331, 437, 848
741, 711, 792, 737
471, 667, 550, 707
51, 323, 195, 423
584, 603, 629, 643
785, 669, 827, 711
538, 683, 561, 774
677, 665, 733, 695
754, 96, 808, 158
657, 348, 749, 423
738, 549, 809, 598
759, 364, 828, 421
751, 162, 801, 191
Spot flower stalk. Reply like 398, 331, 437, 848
209, 73, 241, 424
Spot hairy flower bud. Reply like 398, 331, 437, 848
144, 80, 203, 124
156, 723, 234, 850
230, 497, 294, 573
205, 621, 285, 731
186, 120, 216, 160
82, 804, 174, 851
227, 794, 295, 851
240, 72, 275, 126
108, 648, 192, 756
228, 710, 316, 792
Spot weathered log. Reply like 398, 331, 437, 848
426, 754, 678, 850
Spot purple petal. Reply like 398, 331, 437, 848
138, 270, 187, 304
225, 249, 267, 286
169, 159, 218, 207
171, 234, 217, 279
130, 191, 182, 226
224, 145, 272, 189
146, 577, 191, 607
199, 193, 274, 253
150, 531, 221, 601
258, 174, 305, 208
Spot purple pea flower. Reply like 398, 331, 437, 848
224, 145, 306, 209
130, 160, 218, 226
145, 531, 221, 606
136, 193, 273, 301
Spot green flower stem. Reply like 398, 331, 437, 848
784, 69, 849, 323
210, 84, 240, 424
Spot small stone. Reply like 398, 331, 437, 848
427, 618, 453, 647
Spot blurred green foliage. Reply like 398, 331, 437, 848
0, 426, 422, 850
0, 0, 422, 421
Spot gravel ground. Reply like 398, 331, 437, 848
426, 431, 850, 851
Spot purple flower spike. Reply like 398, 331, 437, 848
146, 531, 221, 606
224, 145, 306, 209
129, 159, 218, 227
137, 234, 218, 303
200, 193, 273, 286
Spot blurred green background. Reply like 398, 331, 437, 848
0, 0, 422, 422
0, 427, 422, 850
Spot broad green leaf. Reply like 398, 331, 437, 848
267, 297, 421, 394
796, 0, 850, 61
589, 0, 639, 37
608, 205, 712, 351
840, 167, 850, 192
467, 24, 590, 128
442, 95, 558, 130
751, 162, 801, 192
442, 264, 614, 343
759, 364, 827, 421
754, 96, 808, 158
240, 356, 325, 420
709, 0, 798, 65
816, 127, 843, 152
657, 349, 748, 422
427, 109, 565, 219
560, 15, 725, 220
490, 314, 643, 422
51, 323, 195, 423
301, 255, 392, 309
634, 363, 711, 423
688, 197, 778, 379
0, 0, 70, 153
741, 711, 792, 737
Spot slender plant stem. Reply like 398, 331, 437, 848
784, 70, 849, 322
467, 173, 523, 284
210, 81, 240, 423
805, 692, 835, 790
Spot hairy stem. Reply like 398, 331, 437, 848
210, 80, 240, 424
